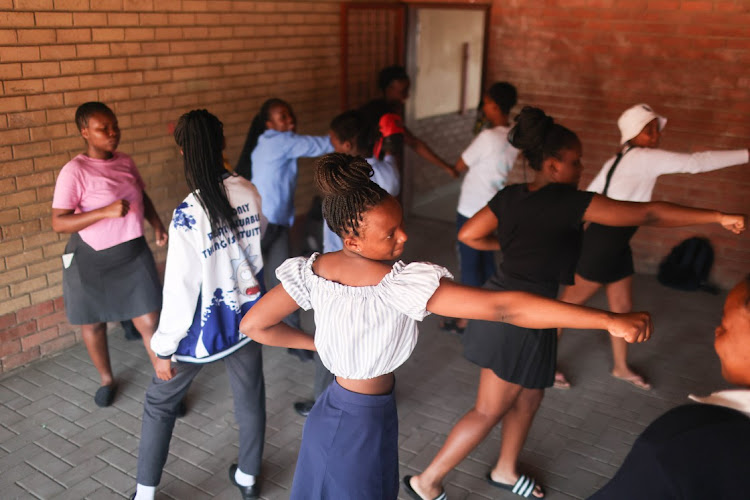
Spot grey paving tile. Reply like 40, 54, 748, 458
27, 448, 73, 477
35, 426, 81, 457
16, 470, 66, 498
53, 478, 103, 500
99, 445, 138, 473
85, 486, 124, 499
57, 456, 109, 488
0, 461, 37, 490
60, 438, 110, 467
0, 482, 32, 500
91, 465, 135, 495
102, 427, 141, 454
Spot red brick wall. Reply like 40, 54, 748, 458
0, 1, 358, 373
488, 0, 750, 287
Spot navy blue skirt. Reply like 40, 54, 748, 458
290, 379, 399, 500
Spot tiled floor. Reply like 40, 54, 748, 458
0, 214, 729, 499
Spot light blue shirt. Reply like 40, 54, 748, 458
323, 155, 400, 253
251, 129, 333, 226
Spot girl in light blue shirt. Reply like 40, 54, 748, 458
236, 98, 333, 338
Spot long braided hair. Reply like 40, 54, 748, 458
174, 109, 235, 237
235, 98, 293, 179
508, 106, 580, 171
314, 153, 389, 238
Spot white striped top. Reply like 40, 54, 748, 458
276, 254, 453, 379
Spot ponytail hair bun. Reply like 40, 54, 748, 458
508, 106, 579, 171
314, 153, 389, 237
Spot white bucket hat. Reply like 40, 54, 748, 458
617, 104, 667, 145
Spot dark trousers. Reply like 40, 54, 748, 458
261, 223, 301, 329
136, 342, 266, 486
456, 213, 496, 287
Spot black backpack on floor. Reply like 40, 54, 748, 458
657, 237, 718, 293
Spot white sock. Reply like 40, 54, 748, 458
134, 484, 156, 500
234, 467, 256, 487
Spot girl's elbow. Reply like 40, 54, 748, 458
50, 219, 68, 234
239, 316, 256, 338
457, 227, 472, 244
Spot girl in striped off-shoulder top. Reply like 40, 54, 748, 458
240, 153, 653, 500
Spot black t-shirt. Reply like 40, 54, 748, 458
488, 183, 594, 286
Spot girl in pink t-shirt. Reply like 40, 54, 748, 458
52, 102, 167, 408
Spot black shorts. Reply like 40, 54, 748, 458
576, 224, 638, 284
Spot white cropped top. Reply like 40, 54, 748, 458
276, 254, 452, 379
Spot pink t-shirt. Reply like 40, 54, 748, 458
52, 152, 146, 251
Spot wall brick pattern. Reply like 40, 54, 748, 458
0, 0, 362, 374
486, 0, 749, 287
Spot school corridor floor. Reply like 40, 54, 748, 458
0, 214, 729, 499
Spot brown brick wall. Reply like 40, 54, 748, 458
2, 0, 748, 373
0, 1, 367, 373
487, 0, 750, 288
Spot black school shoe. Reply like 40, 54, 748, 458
94, 384, 116, 407
121, 320, 142, 341
228, 464, 260, 500
293, 400, 314, 417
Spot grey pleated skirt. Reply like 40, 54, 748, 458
62, 233, 162, 325
462, 273, 559, 389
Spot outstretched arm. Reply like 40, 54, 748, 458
403, 127, 458, 178
239, 284, 316, 350
426, 279, 652, 343
584, 195, 746, 234
457, 206, 501, 251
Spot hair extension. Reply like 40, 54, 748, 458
174, 109, 235, 237
314, 153, 389, 238
377, 65, 409, 93
75, 102, 115, 131
508, 106, 580, 171
235, 98, 293, 179
486, 82, 517, 116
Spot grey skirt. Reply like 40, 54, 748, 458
62, 233, 162, 325
462, 273, 558, 389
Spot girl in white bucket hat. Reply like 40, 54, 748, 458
555, 103, 749, 390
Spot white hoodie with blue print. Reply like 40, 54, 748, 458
151, 175, 266, 363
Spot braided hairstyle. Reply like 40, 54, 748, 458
174, 109, 235, 237
314, 153, 389, 238
508, 106, 580, 171
75, 101, 115, 131
235, 98, 294, 179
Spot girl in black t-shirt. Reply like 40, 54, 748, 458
405, 107, 746, 500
